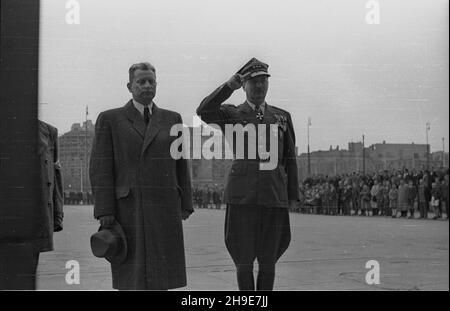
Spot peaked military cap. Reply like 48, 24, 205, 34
237, 57, 270, 80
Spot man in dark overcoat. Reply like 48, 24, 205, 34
89, 62, 193, 290
196, 58, 299, 290
35, 121, 64, 274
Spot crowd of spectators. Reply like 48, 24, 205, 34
193, 186, 224, 210
63, 191, 94, 205
295, 168, 449, 220
62, 168, 449, 220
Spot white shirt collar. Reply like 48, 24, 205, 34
132, 99, 153, 116
246, 100, 266, 113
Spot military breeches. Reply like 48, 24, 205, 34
224, 204, 290, 290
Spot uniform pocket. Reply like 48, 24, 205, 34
230, 162, 248, 176
115, 187, 130, 200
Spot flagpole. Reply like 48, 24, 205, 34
426, 122, 430, 171
85, 105, 88, 200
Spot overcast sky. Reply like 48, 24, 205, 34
39, 0, 449, 154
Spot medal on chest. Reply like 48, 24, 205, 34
256, 110, 264, 121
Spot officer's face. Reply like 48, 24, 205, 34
127, 69, 157, 105
243, 75, 269, 104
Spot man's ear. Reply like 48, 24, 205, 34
127, 82, 131, 92
241, 81, 247, 92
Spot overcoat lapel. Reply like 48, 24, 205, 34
38, 121, 49, 156
125, 100, 146, 139
142, 104, 161, 155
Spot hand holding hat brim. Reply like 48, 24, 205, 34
227, 73, 247, 90
90, 221, 128, 265
236, 57, 270, 80
238, 72, 253, 81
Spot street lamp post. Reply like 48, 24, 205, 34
442, 137, 445, 168
426, 122, 430, 171
85, 105, 88, 193
307, 117, 311, 177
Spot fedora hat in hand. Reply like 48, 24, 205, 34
90, 221, 127, 265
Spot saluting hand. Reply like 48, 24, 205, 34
226, 73, 250, 90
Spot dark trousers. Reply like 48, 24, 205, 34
344, 201, 351, 215
225, 204, 291, 291
352, 200, 359, 215
445, 200, 449, 218
418, 201, 427, 218
385, 203, 392, 216
380, 202, 385, 215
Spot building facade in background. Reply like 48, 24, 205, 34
298, 142, 364, 180
431, 151, 449, 168
187, 126, 232, 189
58, 120, 448, 190
58, 120, 94, 193
298, 140, 448, 181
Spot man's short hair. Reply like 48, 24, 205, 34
129, 62, 156, 82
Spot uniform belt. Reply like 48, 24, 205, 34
233, 158, 271, 163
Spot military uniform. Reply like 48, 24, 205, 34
196, 58, 299, 290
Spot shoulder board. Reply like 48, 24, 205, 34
270, 105, 290, 116
221, 103, 239, 110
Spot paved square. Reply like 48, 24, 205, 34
37, 206, 449, 290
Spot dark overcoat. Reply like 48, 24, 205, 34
89, 101, 193, 290
36, 120, 64, 253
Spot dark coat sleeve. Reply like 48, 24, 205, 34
51, 127, 64, 232
196, 83, 235, 130
175, 114, 194, 215
283, 112, 299, 201
89, 112, 116, 219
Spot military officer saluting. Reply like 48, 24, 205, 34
196, 58, 299, 290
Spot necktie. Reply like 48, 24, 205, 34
255, 105, 264, 122
144, 106, 150, 126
